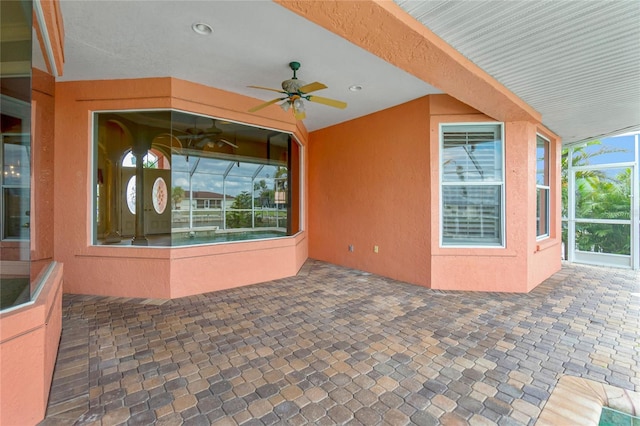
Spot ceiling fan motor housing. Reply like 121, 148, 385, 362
282, 79, 306, 93
282, 61, 305, 93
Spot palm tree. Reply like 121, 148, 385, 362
171, 186, 184, 210
562, 141, 631, 255
226, 191, 252, 228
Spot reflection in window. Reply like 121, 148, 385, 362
122, 151, 160, 168
441, 123, 504, 246
94, 110, 299, 246
126, 176, 136, 214
2, 134, 31, 240
1, 0, 33, 311
152, 177, 168, 214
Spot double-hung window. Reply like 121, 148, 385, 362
536, 135, 550, 238
440, 123, 504, 247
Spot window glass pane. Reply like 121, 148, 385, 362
575, 223, 630, 255
575, 167, 631, 220
1, 0, 33, 311
442, 185, 502, 245
2, 137, 30, 187
442, 124, 502, 182
2, 187, 30, 239
94, 110, 297, 246
441, 123, 503, 246
536, 136, 549, 186
536, 188, 549, 237
122, 151, 158, 168
572, 135, 635, 166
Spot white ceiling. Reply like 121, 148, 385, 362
54, 0, 640, 143
56, 0, 440, 132
395, 0, 640, 144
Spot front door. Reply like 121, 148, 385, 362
120, 168, 171, 237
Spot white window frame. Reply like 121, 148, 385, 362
536, 134, 551, 240
439, 122, 506, 248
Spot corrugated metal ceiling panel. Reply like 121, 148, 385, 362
395, 0, 640, 144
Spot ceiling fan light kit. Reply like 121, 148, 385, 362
248, 61, 347, 120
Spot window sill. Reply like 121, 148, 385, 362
535, 238, 560, 253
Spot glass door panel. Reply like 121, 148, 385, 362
575, 167, 631, 220
572, 166, 633, 268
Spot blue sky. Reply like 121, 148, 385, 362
577, 133, 638, 165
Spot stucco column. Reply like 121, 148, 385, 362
131, 135, 151, 246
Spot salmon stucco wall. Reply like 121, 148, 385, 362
54, 77, 308, 299
528, 127, 562, 291
308, 97, 431, 286
0, 263, 64, 426
31, 68, 56, 283
309, 94, 560, 292
170, 233, 307, 298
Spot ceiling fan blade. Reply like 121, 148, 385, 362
219, 138, 239, 149
248, 85, 286, 94
248, 98, 283, 112
298, 81, 327, 94
308, 95, 347, 109
153, 133, 183, 149
175, 134, 192, 140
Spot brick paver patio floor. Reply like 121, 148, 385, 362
40, 260, 639, 425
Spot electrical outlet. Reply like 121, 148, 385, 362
374, 245, 379, 253
348, 245, 354, 252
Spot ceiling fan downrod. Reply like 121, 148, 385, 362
289, 61, 301, 79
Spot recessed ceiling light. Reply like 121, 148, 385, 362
349, 85, 363, 92
192, 23, 213, 35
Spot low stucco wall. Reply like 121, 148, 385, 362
0, 263, 64, 426
170, 232, 308, 299
54, 77, 309, 299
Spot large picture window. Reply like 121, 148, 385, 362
536, 135, 550, 238
93, 110, 300, 246
441, 123, 504, 247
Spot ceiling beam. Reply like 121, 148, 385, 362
276, 0, 542, 124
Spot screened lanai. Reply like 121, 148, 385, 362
562, 132, 640, 269
171, 153, 289, 243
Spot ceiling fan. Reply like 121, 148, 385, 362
248, 61, 347, 120
175, 120, 238, 149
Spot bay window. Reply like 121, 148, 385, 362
93, 110, 300, 246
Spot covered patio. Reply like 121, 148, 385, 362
41, 260, 639, 425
